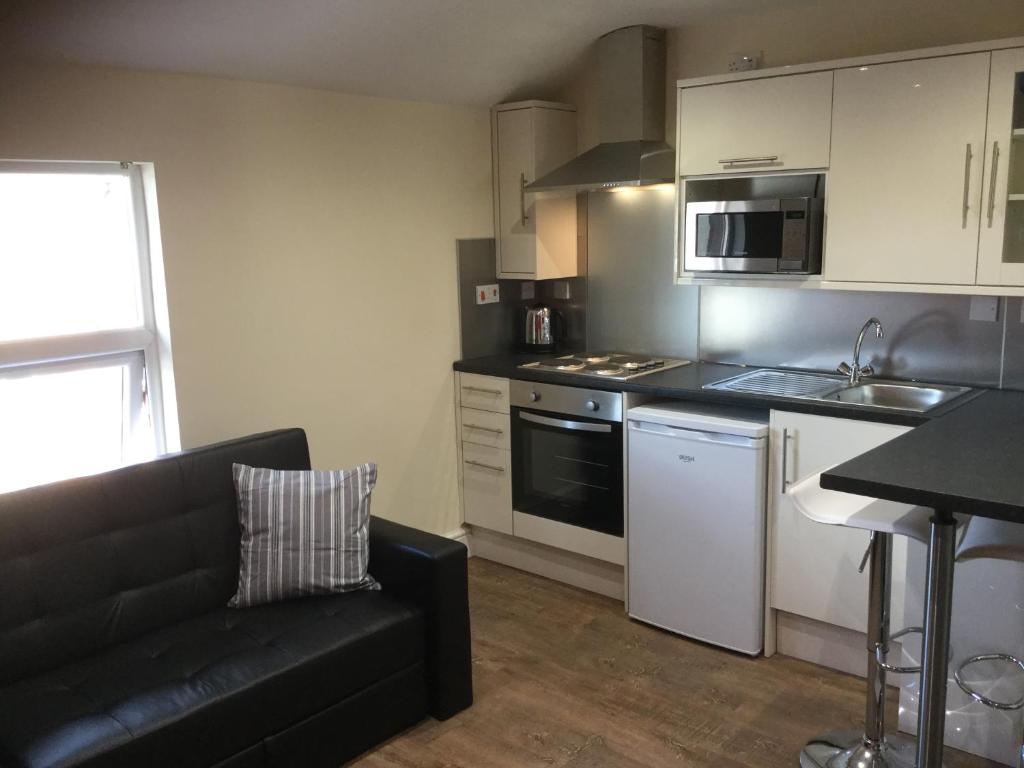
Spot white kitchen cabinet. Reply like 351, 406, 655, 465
825, 53, 991, 285
492, 101, 578, 280
461, 442, 513, 535
678, 72, 833, 176
456, 373, 513, 534
458, 372, 509, 413
977, 48, 1024, 286
768, 411, 910, 633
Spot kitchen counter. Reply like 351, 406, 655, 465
822, 389, 1024, 523
453, 353, 982, 426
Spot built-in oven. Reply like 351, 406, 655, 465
510, 380, 623, 539
683, 196, 824, 274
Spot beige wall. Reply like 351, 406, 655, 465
0, 63, 493, 535
561, 0, 1024, 151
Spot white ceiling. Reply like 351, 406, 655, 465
0, 0, 804, 105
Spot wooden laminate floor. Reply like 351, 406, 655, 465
354, 558, 1000, 768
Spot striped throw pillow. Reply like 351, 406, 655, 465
229, 462, 379, 608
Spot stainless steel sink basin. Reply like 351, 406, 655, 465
824, 382, 970, 412
705, 368, 972, 413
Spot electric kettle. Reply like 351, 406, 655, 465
521, 303, 563, 352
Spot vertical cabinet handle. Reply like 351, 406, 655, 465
987, 141, 1000, 228
520, 172, 529, 224
962, 143, 973, 229
781, 428, 792, 491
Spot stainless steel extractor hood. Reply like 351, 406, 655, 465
526, 25, 673, 193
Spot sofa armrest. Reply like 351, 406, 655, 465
368, 517, 472, 720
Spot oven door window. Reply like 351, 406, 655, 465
695, 211, 783, 260
512, 408, 623, 537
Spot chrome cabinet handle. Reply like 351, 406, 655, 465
520, 172, 528, 224
962, 143, 973, 229
719, 155, 779, 167
463, 423, 503, 435
987, 141, 1000, 228
465, 459, 504, 473
463, 385, 503, 396
781, 428, 791, 491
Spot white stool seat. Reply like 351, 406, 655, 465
956, 516, 1024, 563
789, 471, 933, 543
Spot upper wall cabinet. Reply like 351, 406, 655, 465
977, 48, 1024, 287
678, 72, 833, 177
825, 54, 991, 285
492, 101, 578, 280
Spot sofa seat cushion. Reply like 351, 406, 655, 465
0, 591, 424, 768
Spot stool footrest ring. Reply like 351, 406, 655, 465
876, 627, 924, 674
954, 653, 1024, 711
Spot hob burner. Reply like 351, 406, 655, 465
520, 352, 690, 381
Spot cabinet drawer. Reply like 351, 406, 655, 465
678, 71, 833, 176
459, 373, 509, 413
460, 407, 511, 450
461, 443, 513, 535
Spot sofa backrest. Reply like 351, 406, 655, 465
0, 428, 310, 686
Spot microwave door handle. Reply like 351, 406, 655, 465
519, 411, 612, 433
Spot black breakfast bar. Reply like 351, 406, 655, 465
821, 390, 1024, 768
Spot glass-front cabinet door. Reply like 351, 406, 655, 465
978, 47, 1024, 286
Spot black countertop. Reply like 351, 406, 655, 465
453, 353, 981, 427
822, 389, 1024, 523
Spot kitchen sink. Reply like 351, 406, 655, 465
705, 368, 972, 413
824, 381, 970, 412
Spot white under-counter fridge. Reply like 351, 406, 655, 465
627, 402, 769, 655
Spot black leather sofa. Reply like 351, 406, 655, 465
0, 429, 472, 768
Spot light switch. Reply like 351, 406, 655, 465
475, 284, 499, 305
969, 296, 999, 322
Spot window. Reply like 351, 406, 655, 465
0, 161, 179, 493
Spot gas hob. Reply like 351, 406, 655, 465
518, 352, 690, 381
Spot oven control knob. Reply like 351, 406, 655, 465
585, 399, 600, 412
529, 391, 541, 402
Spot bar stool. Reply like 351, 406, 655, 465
952, 517, 1024, 768
790, 471, 935, 768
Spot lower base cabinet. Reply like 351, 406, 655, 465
768, 410, 911, 634
461, 442, 513, 535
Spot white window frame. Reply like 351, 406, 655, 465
0, 159, 181, 458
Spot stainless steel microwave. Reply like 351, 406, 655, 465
683, 197, 824, 274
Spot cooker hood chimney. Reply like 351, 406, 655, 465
526, 25, 673, 193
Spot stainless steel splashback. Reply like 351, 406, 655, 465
699, 287, 1005, 388
586, 186, 699, 358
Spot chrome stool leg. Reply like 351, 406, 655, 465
801, 533, 917, 768
954, 654, 1024, 768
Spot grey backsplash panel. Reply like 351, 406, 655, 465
1003, 298, 1024, 391
456, 239, 514, 358
586, 187, 699, 358
700, 287, 1004, 388
456, 238, 586, 357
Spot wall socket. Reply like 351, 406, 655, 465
520, 282, 535, 300
475, 284, 499, 305
968, 295, 999, 322
728, 51, 762, 72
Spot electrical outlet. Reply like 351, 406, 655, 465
969, 295, 999, 322
728, 51, 762, 72
475, 284, 499, 305
520, 282, 535, 300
